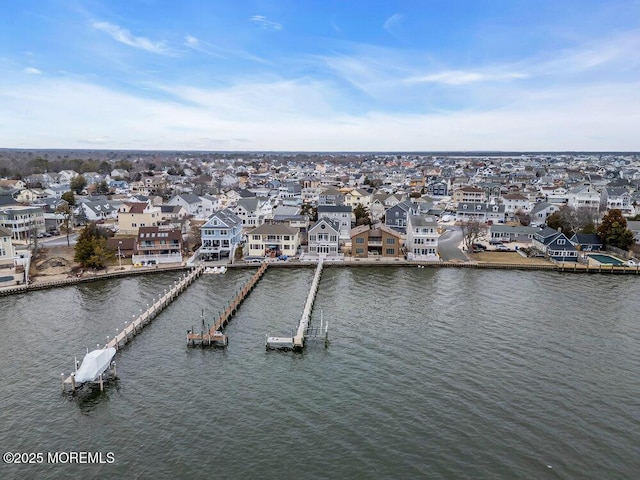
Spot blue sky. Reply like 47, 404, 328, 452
1, 0, 639, 151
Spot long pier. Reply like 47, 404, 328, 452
266, 259, 327, 351
187, 262, 268, 347
62, 266, 203, 391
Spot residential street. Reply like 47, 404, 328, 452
437, 227, 468, 262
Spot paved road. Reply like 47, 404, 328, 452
437, 227, 468, 262
40, 233, 78, 247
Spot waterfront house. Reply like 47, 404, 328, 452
0, 206, 45, 240
406, 215, 439, 260
0, 226, 16, 268
569, 233, 603, 252
134, 226, 183, 264
307, 217, 341, 258
200, 209, 243, 261
14, 188, 49, 204
247, 223, 300, 258
532, 227, 578, 261
317, 205, 352, 241
350, 224, 403, 258
489, 225, 538, 243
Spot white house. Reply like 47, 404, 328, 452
501, 193, 531, 216
233, 197, 272, 229
406, 215, 439, 260
0, 226, 16, 268
167, 193, 202, 217
567, 183, 602, 211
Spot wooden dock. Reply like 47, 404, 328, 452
187, 262, 268, 347
266, 259, 327, 351
62, 266, 204, 391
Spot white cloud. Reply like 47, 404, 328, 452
184, 35, 199, 48
92, 21, 169, 55
1, 74, 638, 151
383, 13, 404, 38
249, 15, 283, 31
407, 70, 529, 85
24, 67, 42, 75
183, 34, 267, 63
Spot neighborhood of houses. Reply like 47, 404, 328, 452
2, 151, 640, 282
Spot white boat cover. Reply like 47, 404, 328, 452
74, 347, 116, 383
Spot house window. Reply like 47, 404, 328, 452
558, 239, 565, 245
355, 237, 365, 244
309, 235, 316, 242
386, 238, 395, 244
355, 247, 364, 254
386, 248, 395, 255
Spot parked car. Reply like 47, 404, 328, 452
472, 243, 487, 250
496, 244, 510, 251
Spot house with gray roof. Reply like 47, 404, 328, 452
406, 215, 439, 260
569, 233, 603, 252
530, 202, 560, 226
455, 202, 506, 224
200, 209, 243, 261
532, 227, 578, 261
307, 217, 341, 258
317, 205, 352, 240
247, 223, 300, 258
167, 193, 202, 217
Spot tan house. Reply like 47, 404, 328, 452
117, 201, 162, 235
344, 188, 372, 209
350, 224, 403, 258
453, 186, 484, 207
247, 223, 300, 258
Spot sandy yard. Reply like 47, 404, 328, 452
469, 251, 554, 265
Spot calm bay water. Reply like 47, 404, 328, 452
1, 267, 639, 479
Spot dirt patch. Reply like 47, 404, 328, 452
470, 251, 553, 265
32, 246, 79, 278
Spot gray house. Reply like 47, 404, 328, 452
317, 205, 352, 240
307, 217, 341, 258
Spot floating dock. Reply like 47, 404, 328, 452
62, 266, 204, 391
187, 262, 268, 347
266, 259, 328, 351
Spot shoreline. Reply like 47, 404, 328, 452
2, 258, 640, 296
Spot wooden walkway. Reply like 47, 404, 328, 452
63, 266, 204, 390
266, 259, 326, 351
187, 262, 268, 347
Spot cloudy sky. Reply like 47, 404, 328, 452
1, 0, 639, 151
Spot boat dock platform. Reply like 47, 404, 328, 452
62, 266, 204, 391
266, 259, 328, 351
187, 262, 268, 347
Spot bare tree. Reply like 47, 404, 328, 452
461, 219, 486, 251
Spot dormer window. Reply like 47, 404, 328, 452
476, 204, 482, 210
